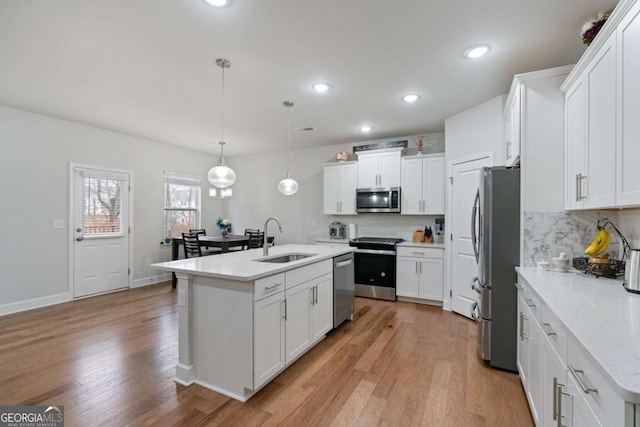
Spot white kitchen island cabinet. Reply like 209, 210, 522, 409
356, 148, 402, 188
516, 268, 639, 426
151, 244, 351, 402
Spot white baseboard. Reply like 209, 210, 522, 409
0, 292, 72, 317
131, 273, 172, 288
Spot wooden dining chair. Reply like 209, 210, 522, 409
246, 231, 265, 249
189, 229, 206, 236
182, 232, 221, 258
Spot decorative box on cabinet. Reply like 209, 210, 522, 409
323, 162, 357, 214
401, 154, 445, 215
396, 246, 444, 304
356, 148, 402, 188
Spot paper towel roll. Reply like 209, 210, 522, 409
348, 223, 357, 239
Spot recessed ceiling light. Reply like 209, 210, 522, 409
203, 0, 232, 7
312, 83, 331, 93
359, 125, 373, 133
402, 94, 420, 103
463, 44, 491, 59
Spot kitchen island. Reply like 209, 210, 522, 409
151, 244, 352, 401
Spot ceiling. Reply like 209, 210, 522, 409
0, 0, 618, 157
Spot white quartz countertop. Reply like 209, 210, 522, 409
397, 241, 446, 249
151, 244, 352, 281
315, 238, 349, 244
516, 267, 640, 403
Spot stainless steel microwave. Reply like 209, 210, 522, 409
356, 187, 401, 213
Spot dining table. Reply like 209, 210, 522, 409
171, 234, 250, 287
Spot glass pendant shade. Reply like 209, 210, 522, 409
208, 164, 236, 188
278, 174, 298, 195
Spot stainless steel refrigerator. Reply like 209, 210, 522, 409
471, 166, 520, 372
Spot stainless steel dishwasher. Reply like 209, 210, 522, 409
333, 252, 355, 328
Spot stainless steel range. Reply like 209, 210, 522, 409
349, 237, 404, 301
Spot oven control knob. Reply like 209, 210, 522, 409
381, 272, 386, 277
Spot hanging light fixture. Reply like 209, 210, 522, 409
278, 101, 299, 196
207, 58, 236, 189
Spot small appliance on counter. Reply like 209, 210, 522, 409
347, 223, 357, 239
329, 222, 347, 240
625, 249, 640, 294
435, 218, 445, 243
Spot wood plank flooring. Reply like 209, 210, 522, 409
0, 283, 534, 426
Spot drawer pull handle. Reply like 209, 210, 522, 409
541, 322, 557, 336
264, 283, 282, 290
568, 365, 598, 394
413, 252, 425, 256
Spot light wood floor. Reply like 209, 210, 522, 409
0, 283, 534, 426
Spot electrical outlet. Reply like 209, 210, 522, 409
178, 289, 186, 307
53, 219, 65, 229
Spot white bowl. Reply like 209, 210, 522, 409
552, 257, 570, 271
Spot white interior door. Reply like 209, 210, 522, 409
72, 166, 131, 298
450, 155, 492, 318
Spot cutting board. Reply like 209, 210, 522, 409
413, 230, 424, 243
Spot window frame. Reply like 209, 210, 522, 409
163, 171, 202, 239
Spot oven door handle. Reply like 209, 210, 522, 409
354, 249, 396, 256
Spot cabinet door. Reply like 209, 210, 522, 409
564, 370, 603, 427
396, 257, 419, 297
285, 282, 313, 364
507, 89, 521, 165
542, 335, 566, 427
565, 80, 587, 209
517, 295, 530, 387
418, 258, 443, 301
401, 158, 423, 214
586, 36, 617, 209
323, 165, 340, 214
254, 292, 285, 389
379, 151, 401, 187
339, 163, 357, 214
505, 108, 513, 165
617, 2, 640, 206
423, 157, 445, 214
528, 304, 544, 426
356, 154, 379, 188
311, 274, 333, 342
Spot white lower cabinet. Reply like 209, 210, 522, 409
396, 247, 444, 303
517, 287, 543, 425
563, 370, 602, 427
253, 291, 286, 389
285, 272, 333, 364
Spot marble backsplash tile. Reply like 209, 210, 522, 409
522, 211, 621, 267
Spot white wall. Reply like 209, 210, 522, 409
444, 95, 506, 166
0, 105, 222, 314
226, 133, 445, 244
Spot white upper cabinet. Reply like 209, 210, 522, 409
401, 154, 445, 215
504, 87, 521, 166
617, 1, 640, 206
356, 149, 402, 188
562, 0, 640, 209
323, 162, 357, 215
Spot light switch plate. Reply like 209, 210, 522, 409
178, 289, 186, 307
53, 219, 65, 229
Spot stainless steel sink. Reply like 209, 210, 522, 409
255, 253, 316, 263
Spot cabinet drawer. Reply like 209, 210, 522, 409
396, 246, 443, 259
286, 259, 332, 289
540, 303, 567, 363
567, 335, 625, 426
254, 273, 285, 301
516, 279, 540, 320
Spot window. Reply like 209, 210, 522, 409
82, 175, 125, 235
164, 172, 201, 238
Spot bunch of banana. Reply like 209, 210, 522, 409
584, 227, 612, 257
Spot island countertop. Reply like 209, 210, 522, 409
151, 243, 353, 281
516, 267, 640, 403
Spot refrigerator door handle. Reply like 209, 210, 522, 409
471, 188, 480, 264
471, 277, 482, 294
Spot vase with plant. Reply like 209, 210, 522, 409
216, 217, 232, 238
581, 10, 611, 46
413, 134, 425, 154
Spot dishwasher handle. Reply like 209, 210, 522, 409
335, 259, 353, 268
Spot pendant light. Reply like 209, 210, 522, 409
207, 58, 236, 189
278, 101, 299, 195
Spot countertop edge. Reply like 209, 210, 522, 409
151, 245, 353, 282
516, 267, 640, 404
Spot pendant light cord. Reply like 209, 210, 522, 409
219, 64, 226, 165
286, 104, 290, 176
